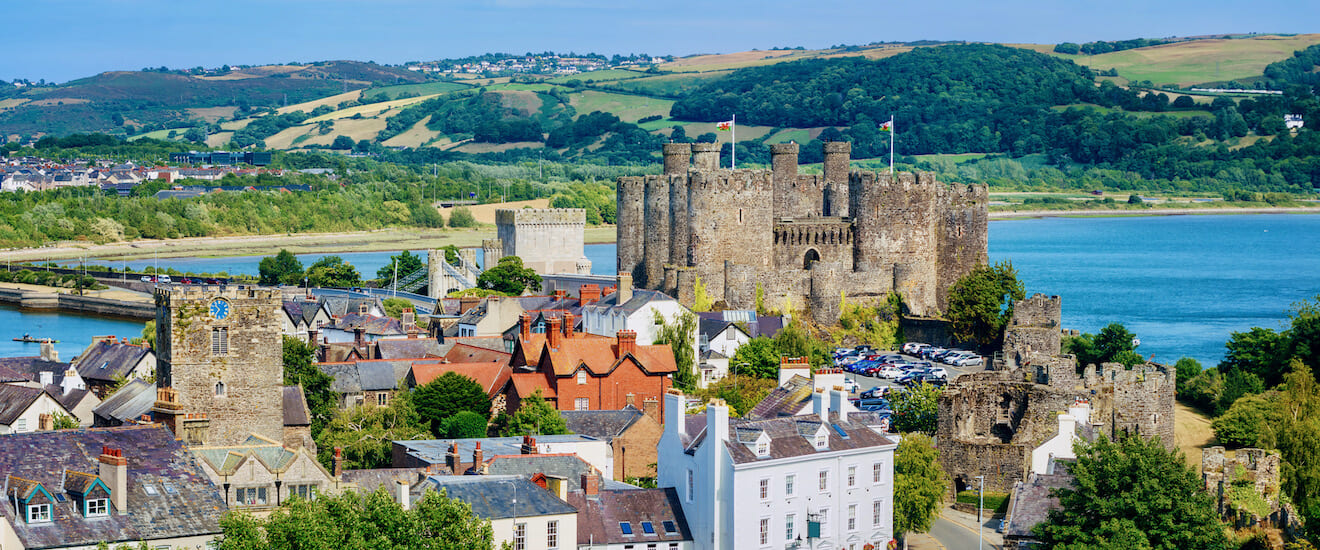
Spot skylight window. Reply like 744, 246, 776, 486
642, 521, 655, 535
663, 521, 677, 534
143, 484, 158, 496
163, 483, 179, 495
620, 521, 633, 535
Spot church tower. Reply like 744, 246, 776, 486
154, 286, 284, 447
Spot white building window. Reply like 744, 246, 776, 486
755, 439, 769, 457
819, 508, 830, 536
14, 418, 26, 432
514, 522, 526, 550
785, 513, 795, 540
759, 518, 769, 545
686, 470, 693, 502
211, 327, 228, 356
27, 503, 50, 523
848, 504, 857, 531
818, 470, 828, 492
577, 370, 587, 384
575, 397, 590, 410
547, 520, 558, 549
873, 499, 883, 526
86, 497, 108, 517
759, 478, 769, 500
785, 474, 795, 496
873, 461, 882, 483
848, 465, 857, 487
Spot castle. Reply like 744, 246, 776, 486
616, 142, 988, 322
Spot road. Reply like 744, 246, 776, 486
909, 513, 1002, 550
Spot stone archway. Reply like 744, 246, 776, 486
804, 249, 821, 270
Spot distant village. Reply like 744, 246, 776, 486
0, 151, 309, 197
404, 53, 668, 76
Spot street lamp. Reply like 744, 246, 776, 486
974, 475, 985, 550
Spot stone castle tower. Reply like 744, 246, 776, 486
154, 286, 285, 447
616, 142, 988, 322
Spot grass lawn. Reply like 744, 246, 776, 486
496, 83, 559, 93
764, 129, 812, 144
608, 72, 729, 96
569, 91, 673, 123
1066, 34, 1320, 86
276, 89, 362, 115
1175, 402, 1215, 468
361, 81, 471, 101
546, 69, 648, 83
306, 94, 441, 123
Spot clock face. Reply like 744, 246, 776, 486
209, 299, 230, 320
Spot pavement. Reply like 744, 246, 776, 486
906, 507, 1005, 550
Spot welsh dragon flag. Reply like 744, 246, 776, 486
716, 120, 733, 131
879, 120, 892, 132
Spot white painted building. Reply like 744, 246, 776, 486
658, 389, 897, 550
0, 385, 75, 434
420, 475, 578, 550
579, 279, 699, 375
1029, 399, 1092, 476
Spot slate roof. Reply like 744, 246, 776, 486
419, 475, 577, 520
714, 413, 896, 464
483, 453, 598, 481
561, 407, 644, 440
92, 378, 155, 425
408, 363, 511, 397
328, 313, 404, 337
1004, 465, 1075, 541
282, 300, 323, 326
394, 435, 603, 468
745, 374, 815, 420
319, 359, 420, 393
0, 425, 226, 549
341, 468, 426, 496
319, 295, 383, 317
695, 311, 787, 338
569, 488, 693, 545
0, 356, 71, 383
699, 318, 735, 341
44, 383, 92, 412
73, 341, 151, 383
375, 336, 444, 360
283, 386, 311, 427
0, 384, 48, 424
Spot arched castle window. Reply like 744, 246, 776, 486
215, 381, 226, 397
804, 249, 820, 270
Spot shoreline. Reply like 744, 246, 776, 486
3, 206, 1316, 263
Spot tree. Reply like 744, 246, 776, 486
1260, 360, 1320, 528
1212, 392, 1280, 448
893, 433, 946, 541
306, 256, 362, 288
442, 244, 462, 266
1067, 322, 1144, 368
692, 277, 713, 312
1033, 433, 1229, 550
1128, 193, 1144, 205
493, 390, 568, 437
730, 337, 781, 379
1218, 367, 1265, 412
283, 336, 335, 437
382, 297, 414, 320
652, 309, 697, 390
219, 487, 494, 550
889, 383, 941, 435
1221, 327, 1288, 387
441, 411, 489, 438
314, 390, 429, 470
259, 249, 304, 286
693, 375, 778, 417
944, 262, 1024, 350
330, 135, 355, 150
412, 372, 492, 436
477, 256, 541, 295
52, 412, 79, 430
772, 323, 833, 369
448, 207, 477, 228
1174, 357, 1203, 396
1053, 42, 1081, 55
377, 250, 424, 284
141, 320, 156, 349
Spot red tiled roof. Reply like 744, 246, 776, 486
539, 338, 678, 377
443, 343, 512, 365
510, 371, 555, 399
409, 362, 512, 398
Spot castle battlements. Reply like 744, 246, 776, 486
618, 142, 988, 322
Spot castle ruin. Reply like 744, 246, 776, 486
938, 295, 1175, 495
616, 142, 988, 323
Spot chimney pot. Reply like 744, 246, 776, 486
617, 330, 638, 356
548, 317, 563, 350
582, 473, 600, 497
519, 313, 532, 342
333, 447, 343, 478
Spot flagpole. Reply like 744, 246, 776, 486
889, 115, 895, 176
731, 114, 736, 169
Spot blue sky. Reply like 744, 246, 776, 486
5, 0, 1318, 83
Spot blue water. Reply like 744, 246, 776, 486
31, 214, 1320, 367
0, 306, 148, 362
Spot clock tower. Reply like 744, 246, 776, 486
154, 286, 284, 447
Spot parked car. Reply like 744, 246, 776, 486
921, 347, 947, 360
841, 379, 860, 394
926, 367, 949, 379
877, 366, 904, 379
140, 275, 152, 282
902, 342, 923, 354
955, 355, 984, 367
859, 386, 888, 399
158, 275, 172, 284
855, 398, 891, 411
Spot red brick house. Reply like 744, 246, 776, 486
508, 314, 675, 416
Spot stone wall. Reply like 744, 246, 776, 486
618, 142, 988, 324
155, 286, 285, 447
1202, 446, 1284, 519
1001, 294, 1063, 369
496, 208, 591, 275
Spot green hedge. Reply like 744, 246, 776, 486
956, 490, 1010, 513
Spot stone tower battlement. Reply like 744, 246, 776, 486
495, 207, 591, 275
618, 142, 988, 322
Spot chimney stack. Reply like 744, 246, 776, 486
580, 284, 601, 305
581, 473, 600, 497
616, 274, 633, 304
446, 443, 460, 473
38, 371, 53, 387
521, 435, 538, 455
403, 309, 417, 337
396, 480, 411, 511
98, 447, 127, 514
830, 388, 849, 423
38, 413, 53, 431
519, 313, 532, 342
642, 398, 660, 421
472, 441, 483, 468
307, 327, 319, 344
459, 296, 480, 314
354, 327, 366, 349
563, 313, 576, 338
812, 388, 828, 423
548, 317, 563, 350
39, 340, 57, 362
617, 330, 637, 356
554, 290, 567, 301
625, 393, 636, 408
333, 447, 344, 478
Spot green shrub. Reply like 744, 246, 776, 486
448, 207, 477, 228
956, 490, 1010, 513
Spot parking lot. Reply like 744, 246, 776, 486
835, 345, 993, 400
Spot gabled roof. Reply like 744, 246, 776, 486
580, 288, 674, 317
191, 434, 326, 477
569, 488, 693, 545
283, 386, 311, 427
319, 359, 420, 393
0, 362, 36, 383
1004, 465, 1075, 540
483, 453, 597, 481
92, 378, 155, 424
419, 475, 577, 520
538, 337, 677, 377
328, 313, 404, 336
721, 413, 896, 464
0, 425, 225, 549
73, 341, 151, 383
442, 342, 512, 365
409, 363, 511, 397
510, 371, 555, 399
375, 336, 444, 360
745, 374, 815, 420
0, 356, 71, 383
319, 295, 383, 317
341, 468, 426, 496
0, 384, 49, 424
561, 407, 644, 440
282, 300, 323, 326
43, 383, 92, 412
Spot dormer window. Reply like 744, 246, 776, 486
85, 497, 108, 517
813, 426, 829, 450
755, 439, 769, 457
27, 503, 50, 523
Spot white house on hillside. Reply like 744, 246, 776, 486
658, 389, 897, 550
579, 275, 699, 373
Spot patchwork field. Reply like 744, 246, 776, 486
1063, 34, 1320, 86
569, 90, 673, 122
